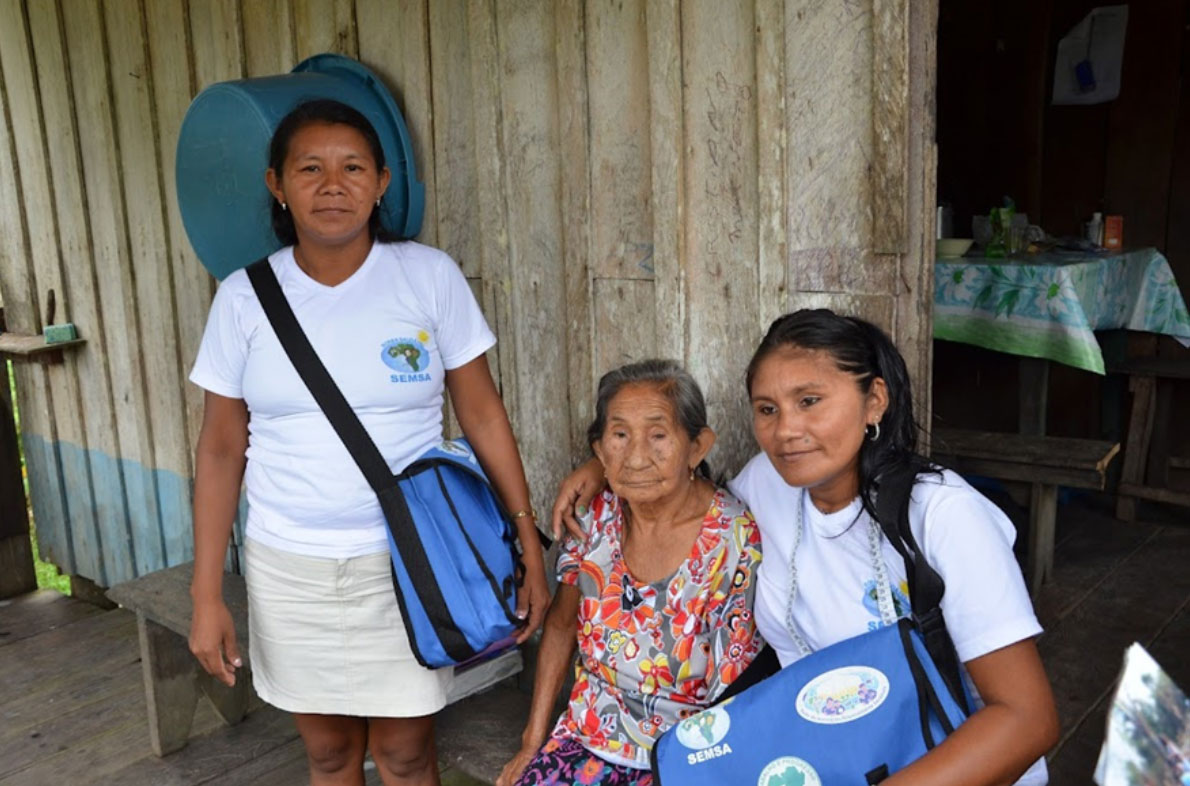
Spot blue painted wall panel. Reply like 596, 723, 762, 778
73, 441, 136, 585
157, 468, 194, 566
121, 458, 165, 577
56, 440, 109, 585
22, 434, 73, 577
23, 434, 201, 586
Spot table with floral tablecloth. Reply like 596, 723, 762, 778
934, 248, 1190, 373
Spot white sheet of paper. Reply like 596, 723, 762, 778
1053, 5, 1129, 106
1094, 643, 1190, 785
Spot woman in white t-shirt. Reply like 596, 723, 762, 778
553, 309, 1059, 785
188, 99, 548, 786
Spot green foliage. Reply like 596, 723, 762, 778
31, 523, 70, 594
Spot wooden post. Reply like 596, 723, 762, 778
1146, 378, 1174, 489
1019, 357, 1052, 593
197, 669, 251, 726
137, 613, 200, 756
1027, 484, 1059, 594
1116, 374, 1156, 522
0, 357, 36, 599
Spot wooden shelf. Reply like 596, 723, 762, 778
0, 332, 86, 361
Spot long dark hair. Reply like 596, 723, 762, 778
267, 98, 408, 246
745, 308, 934, 519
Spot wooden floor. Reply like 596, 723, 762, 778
0, 591, 485, 785
0, 493, 1186, 785
1031, 493, 1190, 784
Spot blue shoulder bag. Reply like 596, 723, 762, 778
650, 465, 972, 784
248, 260, 528, 669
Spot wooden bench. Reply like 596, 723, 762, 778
106, 561, 523, 757
930, 428, 1120, 594
1107, 357, 1190, 521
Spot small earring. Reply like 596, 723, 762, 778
280, 201, 287, 211
689, 467, 696, 482
866, 422, 881, 442
375, 198, 381, 207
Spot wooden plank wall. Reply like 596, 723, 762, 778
0, 0, 936, 586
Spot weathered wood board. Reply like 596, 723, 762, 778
0, 0, 936, 584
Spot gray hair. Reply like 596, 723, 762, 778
587, 359, 712, 478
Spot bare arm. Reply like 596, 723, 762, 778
496, 584, 582, 786
884, 638, 1059, 785
189, 391, 249, 686
445, 354, 548, 641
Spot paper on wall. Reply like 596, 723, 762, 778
1053, 5, 1129, 106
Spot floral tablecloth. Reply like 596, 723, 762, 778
934, 248, 1190, 373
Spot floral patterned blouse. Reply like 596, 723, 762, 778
551, 487, 764, 768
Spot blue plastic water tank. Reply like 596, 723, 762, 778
176, 54, 424, 280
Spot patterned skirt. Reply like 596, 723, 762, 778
513, 736, 654, 786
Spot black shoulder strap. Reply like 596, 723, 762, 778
246, 260, 394, 492
246, 259, 478, 664
874, 464, 970, 713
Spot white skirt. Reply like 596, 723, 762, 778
244, 538, 453, 717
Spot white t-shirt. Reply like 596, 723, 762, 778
190, 241, 496, 559
729, 452, 1048, 785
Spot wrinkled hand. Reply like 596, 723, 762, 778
550, 458, 605, 542
495, 744, 542, 786
515, 560, 550, 644
189, 597, 241, 687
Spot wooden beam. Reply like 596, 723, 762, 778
932, 428, 1121, 474
1027, 483, 1059, 594
1116, 375, 1156, 522
137, 613, 201, 756
0, 535, 36, 599
931, 428, 1120, 493
1106, 357, 1190, 380
931, 454, 1112, 492
0, 333, 86, 359
1117, 483, 1190, 510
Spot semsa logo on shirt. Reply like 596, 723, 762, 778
381, 332, 433, 383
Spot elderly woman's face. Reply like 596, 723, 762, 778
265, 121, 391, 249
593, 383, 712, 507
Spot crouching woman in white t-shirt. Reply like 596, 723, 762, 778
188, 99, 549, 786
553, 309, 1059, 785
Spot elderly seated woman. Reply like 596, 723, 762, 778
497, 360, 764, 786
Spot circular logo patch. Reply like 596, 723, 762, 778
675, 706, 731, 750
757, 756, 821, 786
796, 666, 890, 724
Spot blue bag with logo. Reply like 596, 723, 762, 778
248, 260, 525, 669
650, 618, 968, 785
651, 465, 971, 784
